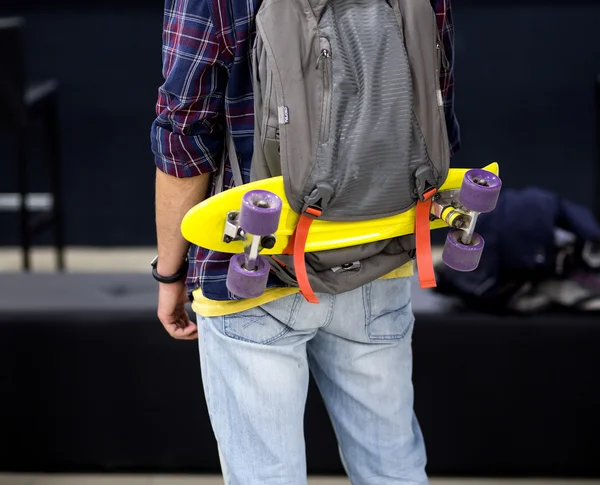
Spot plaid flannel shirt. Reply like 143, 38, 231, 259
151, 0, 461, 301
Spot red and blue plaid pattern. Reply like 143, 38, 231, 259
151, 0, 461, 301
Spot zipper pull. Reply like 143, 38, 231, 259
315, 48, 331, 70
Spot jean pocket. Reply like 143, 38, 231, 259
364, 278, 414, 341
223, 294, 301, 344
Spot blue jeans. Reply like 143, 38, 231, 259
196, 277, 428, 485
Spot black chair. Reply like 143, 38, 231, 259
0, 16, 65, 271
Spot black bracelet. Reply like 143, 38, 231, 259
150, 256, 188, 284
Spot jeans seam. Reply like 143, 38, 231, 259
367, 313, 414, 341
322, 294, 336, 329
223, 321, 292, 345
200, 320, 214, 421
362, 282, 372, 340
287, 293, 303, 328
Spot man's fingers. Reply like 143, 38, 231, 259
180, 330, 198, 340
158, 310, 193, 326
174, 322, 197, 336
169, 311, 193, 328
173, 328, 198, 340
178, 313, 194, 328
163, 319, 197, 340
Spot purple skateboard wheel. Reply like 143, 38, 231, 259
239, 190, 282, 236
442, 229, 485, 272
226, 253, 270, 299
458, 169, 502, 213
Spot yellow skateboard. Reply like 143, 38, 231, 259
181, 162, 502, 299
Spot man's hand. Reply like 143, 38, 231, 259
157, 280, 198, 340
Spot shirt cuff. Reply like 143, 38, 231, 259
151, 122, 220, 178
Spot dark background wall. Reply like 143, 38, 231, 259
1, 0, 599, 246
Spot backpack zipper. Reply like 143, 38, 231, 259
315, 48, 331, 69
316, 38, 332, 143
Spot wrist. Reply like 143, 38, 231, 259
157, 261, 184, 276
151, 255, 188, 284
158, 279, 185, 292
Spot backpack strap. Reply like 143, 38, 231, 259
227, 128, 244, 187
282, 207, 321, 304
282, 183, 335, 304
414, 166, 438, 289
215, 127, 244, 194
415, 195, 437, 289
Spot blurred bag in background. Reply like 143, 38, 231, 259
434, 187, 600, 314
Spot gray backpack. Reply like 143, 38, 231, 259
247, 0, 451, 301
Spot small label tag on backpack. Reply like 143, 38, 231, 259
436, 89, 444, 107
278, 106, 289, 124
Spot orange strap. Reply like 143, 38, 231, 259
281, 207, 320, 303
282, 231, 295, 256
415, 191, 437, 289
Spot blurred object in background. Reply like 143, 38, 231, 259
0, 16, 64, 271
434, 187, 600, 314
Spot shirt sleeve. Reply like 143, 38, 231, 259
151, 0, 231, 178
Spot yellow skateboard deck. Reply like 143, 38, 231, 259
181, 162, 500, 254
